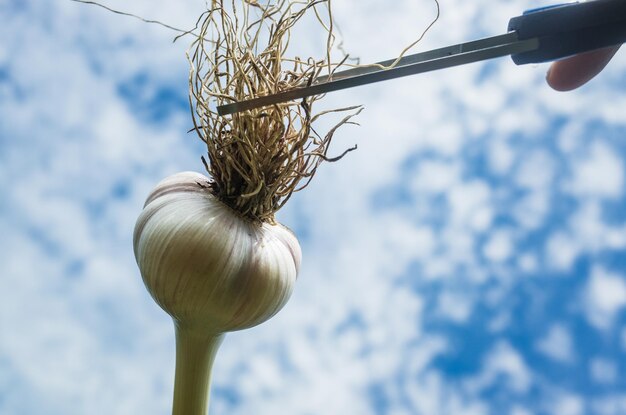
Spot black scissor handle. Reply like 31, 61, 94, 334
509, 0, 626, 65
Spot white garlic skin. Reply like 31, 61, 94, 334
133, 172, 301, 333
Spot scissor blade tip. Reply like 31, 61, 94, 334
217, 104, 234, 116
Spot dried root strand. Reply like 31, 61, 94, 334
189, 0, 364, 223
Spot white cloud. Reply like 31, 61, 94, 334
405, 369, 489, 415
376, 215, 437, 263
510, 407, 533, 415
488, 312, 511, 333
548, 393, 584, 415
584, 267, 626, 329
488, 139, 515, 175
545, 232, 580, 272
515, 150, 555, 191
591, 394, 626, 415
590, 358, 618, 384
411, 160, 461, 193
544, 202, 626, 268
535, 325, 575, 363
483, 229, 514, 263
466, 341, 532, 394
437, 291, 473, 323
568, 202, 626, 252
566, 141, 625, 199
513, 190, 550, 230
557, 121, 585, 155
518, 253, 538, 274
447, 180, 493, 232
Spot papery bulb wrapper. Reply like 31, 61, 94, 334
133, 172, 301, 333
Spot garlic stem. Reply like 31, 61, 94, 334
172, 324, 224, 415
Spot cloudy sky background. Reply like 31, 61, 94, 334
2, 0, 626, 414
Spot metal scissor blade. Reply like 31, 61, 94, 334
217, 32, 539, 116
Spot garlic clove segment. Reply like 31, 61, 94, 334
133, 171, 301, 333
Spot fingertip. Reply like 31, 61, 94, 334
546, 46, 620, 92
546, 61, 575, 91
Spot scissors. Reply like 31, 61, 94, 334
217, 0, 626, 116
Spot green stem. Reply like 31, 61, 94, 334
172, 324, 224, 415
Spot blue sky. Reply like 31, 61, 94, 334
2, 1, 626, 414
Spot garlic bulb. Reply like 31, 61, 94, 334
133, 171, 301, 414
